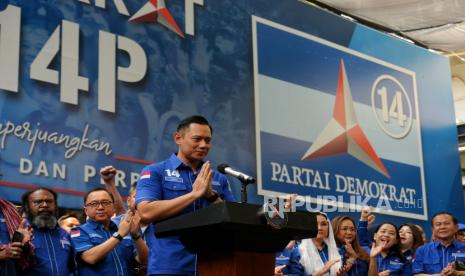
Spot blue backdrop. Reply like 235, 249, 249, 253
0, 0, 462, 234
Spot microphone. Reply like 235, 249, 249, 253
217, 164, 256, 184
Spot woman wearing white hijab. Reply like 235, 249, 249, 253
298, 212, 345, 276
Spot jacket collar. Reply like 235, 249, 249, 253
167, 153, 204, 173
86, 218, 118, 232
434, 239, 460, 249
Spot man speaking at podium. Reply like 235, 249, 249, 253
135, 115, 235, 275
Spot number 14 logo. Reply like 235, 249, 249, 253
165, 169, 180, 178
371, 74, 413, 139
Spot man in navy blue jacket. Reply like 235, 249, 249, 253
413, 212, 465, 275
71, 187, 147, 276
136, 115, 235, 275
21, 187, 76, 276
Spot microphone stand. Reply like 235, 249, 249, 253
239, 177, 255, 204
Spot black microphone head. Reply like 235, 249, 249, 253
217, 164, 229, 174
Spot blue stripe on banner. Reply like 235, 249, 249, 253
256, 21, 418, 120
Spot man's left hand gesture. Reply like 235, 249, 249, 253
100, 166, 117, 183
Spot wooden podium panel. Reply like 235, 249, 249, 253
155, 202, 317, 276
197, 251, 275, 276
156, 202, 317, 253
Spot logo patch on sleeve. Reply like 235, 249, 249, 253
140, 171, 151, 180
70, 230, 80, 238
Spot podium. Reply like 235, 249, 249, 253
155, 202, 317, 276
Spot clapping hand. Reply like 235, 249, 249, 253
345, 241, 358, 263
130, 212, 141, 236
370, 241, 387, 258
192, 162, 212, 199
274, 264, 285, 276
316, 259, 340, 276
118, 211, 134, 237
16, 219, 32, 244
0, 243, 22, 260
440, 262, 456, 276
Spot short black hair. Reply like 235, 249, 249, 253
58, 212, 81, 225
176, 115, 212, 134
21, 187, 58, 212
431, 211, 458, 226
83, 188, 115, 205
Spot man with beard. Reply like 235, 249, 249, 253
21, 188, 76, 275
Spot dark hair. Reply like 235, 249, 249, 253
374, 222, 405, 263
58, 212, 81, 225
399, 223, 424, 257
315, 212, 328, 218
431, 212, 458, 226
176, 115, 213, 134
314, 212, 329, 238
83, 188, 115, 205
21, 187, 58, 214
332, 216, 370, 262
314, 212, 329, 222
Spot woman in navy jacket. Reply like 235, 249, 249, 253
368, 223, 409, 276
332, 216, 370, 276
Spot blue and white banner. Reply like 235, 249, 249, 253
253, 16, 426, 219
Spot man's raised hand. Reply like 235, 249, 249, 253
100, 166, 117, 183
191, 161, 212, 199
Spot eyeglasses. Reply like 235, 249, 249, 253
340, 227, 356, 233
31, 199, 55, 206
85, 200, 113, 208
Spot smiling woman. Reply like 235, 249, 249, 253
332, 216, 370, 275
368, 223, 408, 276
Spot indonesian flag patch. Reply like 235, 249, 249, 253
70, 230, 80, 238
140, 171, 151, 180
